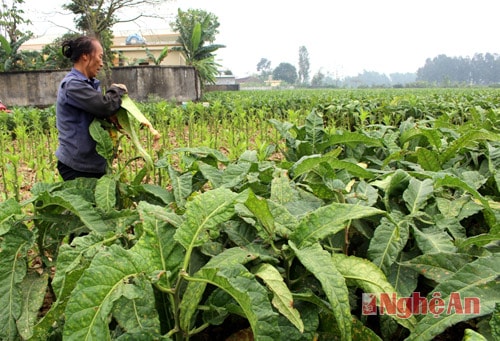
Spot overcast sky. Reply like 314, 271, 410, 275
22, 0, 500, 78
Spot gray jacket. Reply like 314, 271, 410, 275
55, 68, 125, 173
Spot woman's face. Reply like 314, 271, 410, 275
83, 41, 104, 79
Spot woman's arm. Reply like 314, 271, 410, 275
64, 80, 127, 118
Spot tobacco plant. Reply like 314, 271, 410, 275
1, 92, 500, 340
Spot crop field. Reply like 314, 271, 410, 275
1, 88, 500, 340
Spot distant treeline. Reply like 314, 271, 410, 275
416, 53, 500, 86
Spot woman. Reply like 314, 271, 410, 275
55, 35, 127, 181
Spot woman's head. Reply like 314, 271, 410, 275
62, 36, 104, 79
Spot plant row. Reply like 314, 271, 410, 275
1, 95, 499, 340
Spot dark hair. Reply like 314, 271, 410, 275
62, 36, 99, 62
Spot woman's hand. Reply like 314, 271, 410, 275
111, 83, 128, 93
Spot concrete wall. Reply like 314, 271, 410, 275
205, 84, 240, 92
0, 65, 200, 107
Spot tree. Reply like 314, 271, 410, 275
0, 0, 33, 70
311, 69, 325, 87
297, 46, 310, 85
64, 0, 169, 82
256, 57, 271, 79
40, 32, 81, 70
272, 62, 297, 84
170, 8, 225, 92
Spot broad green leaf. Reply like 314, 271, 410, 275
35, 191, 111, 233
324, 131, 383, 148
371, 169, 411, 210
253, 263, 304, 333
388, 253, 419, 298
63, 245, 148, 340
351, 317, 383, 341
0, 35, 12, 54
399, 252, 471, 283
180, 245, 261, 328
289, 149, 341, 179
190, 22, 202, 52
367, 216, 409, 274
460, 171, 488, 191
319, 313, 384, 341
304, 109, 326, 153
440, 129, 500, 165
17, 272, 49, 340
406, 254, 500, 341
135, 183, 175, 205
400, 127, 443, 149
462, 329, 488, 341
167, 165, 192, 208
268, 200, 299, 238
402, 178, 434, 214
174, 188, 237, 267
434, 174, 497, 227
221, 161, 252, 188
198, 162, 222, 187
277, 301, 319, 341
95, 175, 116, 212
0, 198, 21, 235
283, 186, 323, 218
487, 143, 500, 193
289, 241, 351, 341
436, 196, 482, 220
135, 201, 184, 286
490, 303, 500, 340
172, 146, 229, 164
333, 253, 417, 331
412, 226, 457, 254
33, 234, 107, 341
244, 190, 275, 239
112, 276, 160, 337
415, 147, 441, 171
271, 168, 298, 205
326, 159, 375, 179
89, 119, 114, 165
456, 233, 500, 248
182, 262, 280, 340
117, 94, 162, 172
346, 181, 379, 207
290, 202, 385, 248
0, 226, 34, 340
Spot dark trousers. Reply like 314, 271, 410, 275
57, 161, 105, 181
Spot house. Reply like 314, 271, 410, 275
20, 31, 186, 67
111, 31, 186, 66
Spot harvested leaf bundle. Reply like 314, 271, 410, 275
115, 95, 161, 171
